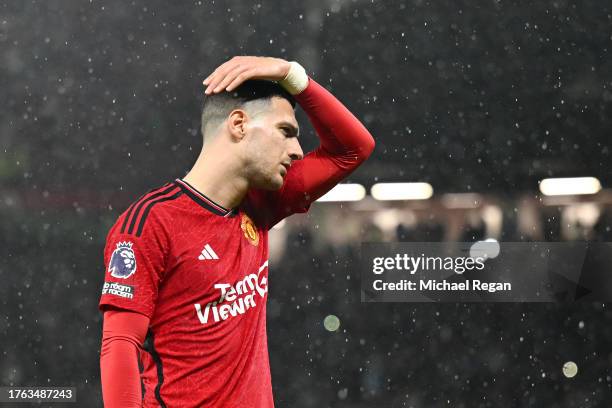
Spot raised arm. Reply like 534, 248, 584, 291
253, 74, 375, 225
203, 56, 375, 226
289, 76, 375, 193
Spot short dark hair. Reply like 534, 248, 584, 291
201, 80, 296, 139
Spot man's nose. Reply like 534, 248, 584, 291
288, 138, 304, 161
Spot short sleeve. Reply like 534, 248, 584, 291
98, 211, 169, 319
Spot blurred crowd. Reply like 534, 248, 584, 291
268, 200, 612, 407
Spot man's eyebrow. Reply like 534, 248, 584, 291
278, 121, 300, 137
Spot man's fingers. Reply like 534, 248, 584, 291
202, 70, 215, 85
225, 70, 253, 92
203, 57, 282, 93
213, 66, 253, 93
205, 61, 247, 93
203, 64, 227, 86
204, 71, 228, 94
205, 63, 257, 94
211, 66, 245, 92
205, 72, 219, 93
225, 66, 266, 91
203, 59, 238, 91
203, 70, 221, 90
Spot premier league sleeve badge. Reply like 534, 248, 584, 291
108, 241, 137, 279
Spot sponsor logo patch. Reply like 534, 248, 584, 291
108, 241, 137, 279
101, 281, 135, 299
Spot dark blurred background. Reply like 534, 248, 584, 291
1, 0, 612, 406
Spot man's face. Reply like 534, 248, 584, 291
243, 97, 304, 190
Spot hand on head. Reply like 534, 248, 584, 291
203, 56, 291, 95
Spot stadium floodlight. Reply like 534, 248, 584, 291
370, 182, 433, 201
441, 193, 482, 209
316, 183, 366, 202
539, 177, 602, 196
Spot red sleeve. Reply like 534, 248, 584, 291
98, 209, 169, 319
100, 309, 149, 408
251, 77, 376, 228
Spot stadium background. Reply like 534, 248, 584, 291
2, 0, 612, 406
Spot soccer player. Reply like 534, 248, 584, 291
99, 56, 375, 407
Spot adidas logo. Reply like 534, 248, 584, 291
198, 244, 219, 260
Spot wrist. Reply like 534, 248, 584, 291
278, 61, 309, 95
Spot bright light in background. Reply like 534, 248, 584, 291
482, 205, 503, 238
323, 315, 341, 332
372, 209, 403, 231
469, 238, 500, 260
563, 203, 601, 227
539, 177, 602, 196
371, 182, 433, 201
441, 193, 482, 209
317, 183, 366, 202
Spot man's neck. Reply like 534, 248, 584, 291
182, 146, 249, 210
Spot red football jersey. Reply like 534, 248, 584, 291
99, 77, 375, 407
99, 178, 304, 407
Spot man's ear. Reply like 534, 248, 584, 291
227, 109, 248, 141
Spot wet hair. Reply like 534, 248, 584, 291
200, 80, 296, 140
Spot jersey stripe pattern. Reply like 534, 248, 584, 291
120, 183, 183, 237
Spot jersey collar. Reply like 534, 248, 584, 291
174, 178, 238, 218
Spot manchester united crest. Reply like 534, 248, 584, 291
240, 213, 259, 246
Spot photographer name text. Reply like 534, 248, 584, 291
372, 279, 511, 293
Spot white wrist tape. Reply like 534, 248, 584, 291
279, 61, 309, 95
